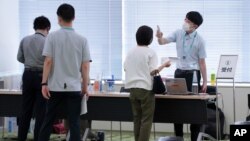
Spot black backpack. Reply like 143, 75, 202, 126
203, 103, 225, 140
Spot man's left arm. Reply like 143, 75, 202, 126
199, 58, 207, 93
81, 61, 90, 96
81, 39, 91, 96
41, 35, 53, 99
41, 57, 52, 99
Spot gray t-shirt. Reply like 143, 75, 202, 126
17, 33, 46, 69
43, 27, 91, 91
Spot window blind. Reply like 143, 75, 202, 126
19, 0, 122, 79
123, 0, 250, 82
19, 0, 250, 82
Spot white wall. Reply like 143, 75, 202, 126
91, 84, 250, 134
0, 0, 20, 75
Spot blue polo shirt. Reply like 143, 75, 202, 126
166, 29, 206, 70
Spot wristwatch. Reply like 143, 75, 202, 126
41, 82, 47, 86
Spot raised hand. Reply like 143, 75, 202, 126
156, 25, 163, 38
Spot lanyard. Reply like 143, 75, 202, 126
61, 26, 74, 30
35, 32, 45, 37
182, 32, 197, 59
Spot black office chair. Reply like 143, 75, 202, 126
199, 86, 227, 140
203, 86, 218, 109
246, 94, 250, 121
120, 87, 130, 93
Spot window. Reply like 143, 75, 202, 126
19, 0, 250, 82
123, 0, 250, 82
19, 0, 122, 79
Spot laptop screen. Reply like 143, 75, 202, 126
165, 78, 189, 94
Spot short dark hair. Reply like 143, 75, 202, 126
136, 25, 153, 46
186, 11, 203, 27
33, 16, 50, 30
57, 3, 75, 22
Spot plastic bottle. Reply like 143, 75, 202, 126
93, 74, 103, 92
110, 75, 115, 92
93, 80, 100, 92
8, 117, 13, 133
210, 69, 216, 86
12, 117, 17, 132
99, 73, 103, 92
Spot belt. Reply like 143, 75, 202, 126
176, 69, 195, 73
25, 68, 43, 72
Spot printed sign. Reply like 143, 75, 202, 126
217, 55, 238, 79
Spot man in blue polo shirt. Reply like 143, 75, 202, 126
156, 11, 207, 141
38, 3, 91, 141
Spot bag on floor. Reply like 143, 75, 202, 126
53, 119, 67, 134
203, 106, 225, 139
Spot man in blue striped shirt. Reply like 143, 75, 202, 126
156, 11, 207, 141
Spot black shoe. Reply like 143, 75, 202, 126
96, 131, 105, 141
87, 131, 99, 139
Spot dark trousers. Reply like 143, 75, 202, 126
174, 69, 201, 141
18, 70, 46, 141
38, 91, 81, 141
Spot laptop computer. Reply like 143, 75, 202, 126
165, 78, 194, 95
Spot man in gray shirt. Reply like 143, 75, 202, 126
38, 3, 91, 141
17, 16, 51, 141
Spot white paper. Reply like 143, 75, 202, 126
161, 57, 169, 64
80, 95, 88, 115
168, 57, 179, 62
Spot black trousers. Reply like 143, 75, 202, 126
18, 70, 46, 141
174, 69, 201, 141
38, 91, 82, 141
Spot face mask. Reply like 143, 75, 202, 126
182, 22, 191, 32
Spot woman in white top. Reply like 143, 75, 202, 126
124, 25, 171, 141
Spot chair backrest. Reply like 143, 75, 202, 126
248, 94, 250, 109
206, 86, 217, 95
120, 87, 130, 93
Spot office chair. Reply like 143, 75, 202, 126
246, 94, 250, 121
248, 94, 250, 110
120, 87, 130, 93
65, 128, 90, 141
197, 132, 216, 141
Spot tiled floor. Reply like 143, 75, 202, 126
0, 130, 229, 141
0, 130, 189, 141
